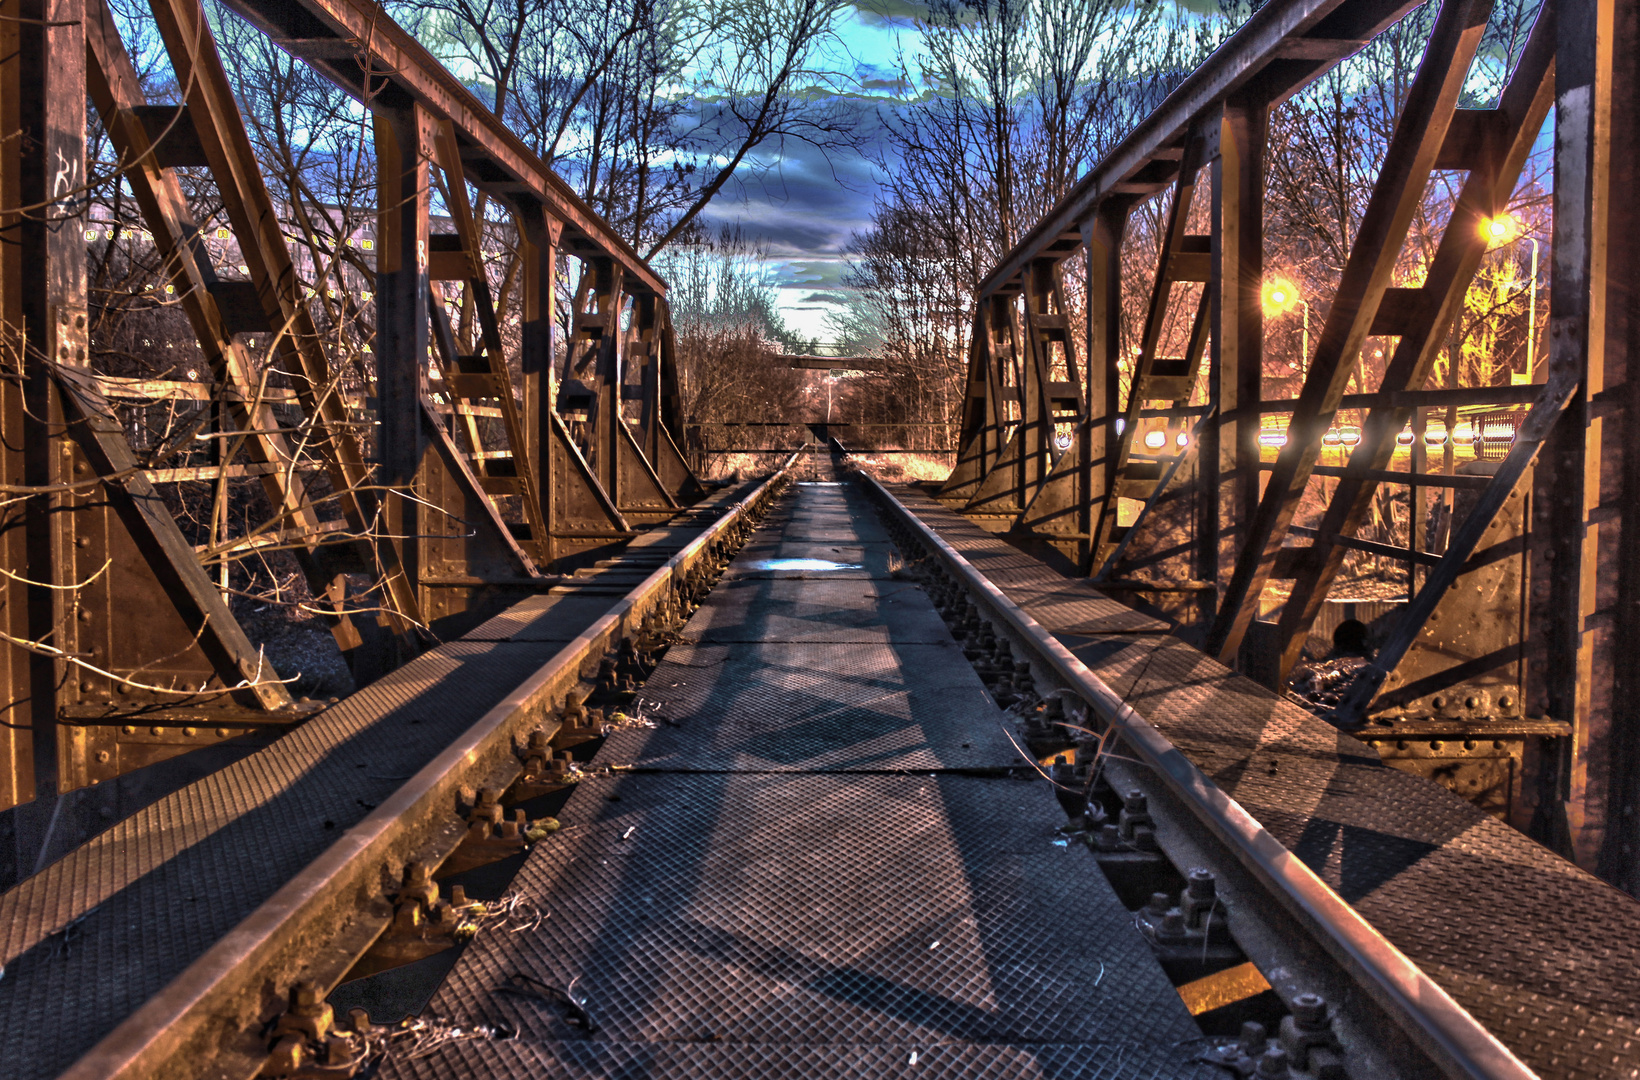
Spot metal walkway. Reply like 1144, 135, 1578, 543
0, 487, 753, 1080
881, 483, 1640, 1080
384, 472, 1215, 1078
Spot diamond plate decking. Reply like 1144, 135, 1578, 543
888, 484, 1640, 1080
386, 477, 1212, 1079
0, 484, 760, 1080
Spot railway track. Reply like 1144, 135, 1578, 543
1, 445, 1635, 1080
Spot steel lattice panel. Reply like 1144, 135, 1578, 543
382, 773, 1209, 1080
602, 643, 1019, 772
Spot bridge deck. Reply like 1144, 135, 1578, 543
0, 488, 748, 1080
385, 476, 1213, 1079
888, 485, 1640, 1080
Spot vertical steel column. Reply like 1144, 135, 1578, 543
1530, 0, 1622, 872
4, 0, 85, 873
1079, 207, 1127, 573
1603, 0, 1640, 893
520, 211, 560, 561
1208, 101, 1267, 612
375, 103, 434, 631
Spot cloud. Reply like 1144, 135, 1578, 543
799, 291, 851, 304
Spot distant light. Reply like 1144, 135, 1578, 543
1323, 428, 1342, 446
1114, 419, 1126, 434
1258, 430, 1288, 448
1144, 430, 1167, 450
1396, 428, 1415, 447
1339, 426, 1361, 447
1175, 432, 1189, 448
1452, 422, 1476, 446
84, 228, 98, 241
1424, 426, 1448, 447
1054, 431, 1072, 450
216, 228, 231, 239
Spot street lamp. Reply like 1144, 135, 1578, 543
1482, 212, 1541, 381
1263, 279, 1310, 377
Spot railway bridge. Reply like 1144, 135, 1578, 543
0, 0, 1637, 1077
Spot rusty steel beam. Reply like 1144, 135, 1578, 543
1207, 0, 1499, 663
216, 0, 666, 298
976, 0, 1422, 301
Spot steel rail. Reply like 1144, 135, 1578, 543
854, 465, 1538, 1080
216, 0, 666, 297
58, 448, 805, 1080
976, 0, 1422, 300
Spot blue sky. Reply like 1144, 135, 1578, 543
695, 3, 921, 341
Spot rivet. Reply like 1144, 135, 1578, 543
217, 727, 230, 737
150, 726, 162, 736
183, 726, 197, 737
96, 750, 110, 763
122, 725, 136, 735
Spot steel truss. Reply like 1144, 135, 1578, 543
0, 0, 699, 864
939, 0, 1640, 884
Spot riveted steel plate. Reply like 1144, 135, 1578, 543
686, 579, 951, 644
379, 773, 1210, 1080
602, 642, 1019, 772
899, 493, 1640, 1080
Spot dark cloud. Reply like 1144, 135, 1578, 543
799, 291, 851, 304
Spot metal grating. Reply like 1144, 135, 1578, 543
686, 579, 954, 644
383, 773, 1210, 1079
603, 643, 1019, 772
899, 488, 1640, 1080
386, 475, 1207, 1080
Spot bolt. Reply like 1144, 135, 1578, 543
1291, 993, 1328, 1029
1187, 868, 1215, 900
1124, 791, 1147, 813
291, 981, 324, 1014
217, 728, 230, 737
150, 726, 162, 736
96, 750, 110, 763
1238, 1021, 1268, 1055
183, 726, 196, 737
1145, 892, 1171, 918
1133, 825, 1160, 851
1256, 1047, 1290, 1078
122, 725, 136, 735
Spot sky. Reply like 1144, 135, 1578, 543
693, 4, 921, 343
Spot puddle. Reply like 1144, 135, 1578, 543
741, 557, 864, 572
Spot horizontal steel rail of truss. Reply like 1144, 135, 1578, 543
58, 449, 804, 1080
978, 0, 1419, 299
854, 464, 1535, 1080
218, 0, 665, 296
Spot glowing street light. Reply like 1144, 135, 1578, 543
1143, 429, 1168, 450
1263, 278, 1310, 375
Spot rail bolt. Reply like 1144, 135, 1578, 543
1237, 1021, 1268, 1055
273, 980, 334, 1043
1255, 1047, 1290, 1078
